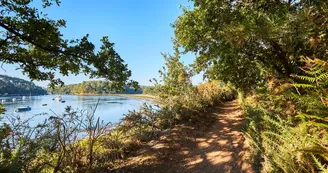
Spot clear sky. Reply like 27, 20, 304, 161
1, 0, 202, 87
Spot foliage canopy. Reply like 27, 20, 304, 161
0, 0, 137, 89
174, 0, 328, 91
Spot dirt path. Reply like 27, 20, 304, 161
114, 101, 254, 173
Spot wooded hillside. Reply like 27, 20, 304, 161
0, 75, 47, 95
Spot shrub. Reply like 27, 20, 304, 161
119, 80, 237, 143
0, 103, 116, 173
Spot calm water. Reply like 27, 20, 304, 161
1, 95, 151, 125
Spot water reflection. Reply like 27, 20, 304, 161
1, 95, 151, 125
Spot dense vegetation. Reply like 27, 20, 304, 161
174, 0, 328, 172
174, 0, 328, 91
139, 86, 158, 95
49, 80, 142, 95
241, 58, 328, 172
0, 75, 47, 95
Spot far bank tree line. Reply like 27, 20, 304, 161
49, 80, 158, 95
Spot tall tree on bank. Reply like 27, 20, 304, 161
0, 0, 137, 89
174, 0, 328, 91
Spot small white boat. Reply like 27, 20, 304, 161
1, 99, 6, 103
12, 98, 16, 102
22, 96, 26, 100
15, 106, 31, 112
55, 96, 62, 101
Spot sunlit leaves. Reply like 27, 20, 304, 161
155, 47, 192, 97
0, 0, 137, 91
174, 0, 328, 91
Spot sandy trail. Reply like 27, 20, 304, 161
114, 101, 254, 173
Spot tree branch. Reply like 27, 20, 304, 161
268, 40, 293, 75
0, 21, 88, 61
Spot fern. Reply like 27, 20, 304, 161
296, 113, 328, 122
293, 83, 316, 89
311, 154, 328, 173
294, 75, 317, 83
242, 57, 328, 172
317, 72, 328, 81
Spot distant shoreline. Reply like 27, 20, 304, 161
50, 93, 157, 100
110, 94, 156, 100
0, 93, 48, 97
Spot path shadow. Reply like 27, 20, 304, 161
112, 101, 256, 173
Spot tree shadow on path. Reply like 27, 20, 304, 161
113, 101, 257, 173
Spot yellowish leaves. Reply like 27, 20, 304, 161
308, 37, 320, 49
223, 24, 248, 47
308, 33, 326, 49
178, 72, 188, 82
267, 77, 293, 95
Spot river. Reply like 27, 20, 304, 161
0, 95, 152, 125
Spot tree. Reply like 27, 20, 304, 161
0, 0, 137, 89
153, 47, 192, 97
174, 0, 328, 91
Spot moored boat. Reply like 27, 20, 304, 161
15, 106, 31, 112
42, 104, 47, 106
55, 96, 62, 101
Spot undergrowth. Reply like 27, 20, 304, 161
241, 57, 328, 172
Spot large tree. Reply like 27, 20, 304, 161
174, 0, 328, 91
0, 0, 137, 89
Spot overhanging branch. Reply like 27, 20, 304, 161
0, 21, 88, 61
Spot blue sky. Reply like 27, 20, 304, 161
2, 0, 202, 87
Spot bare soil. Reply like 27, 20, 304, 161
112, 100, 255, 173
